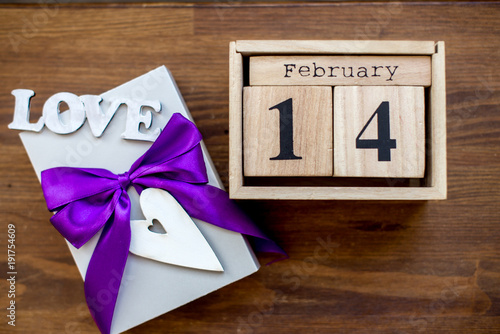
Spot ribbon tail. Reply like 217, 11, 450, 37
189, 184, 287, 256
136, 178, 286, 257
84, 191, 131, 334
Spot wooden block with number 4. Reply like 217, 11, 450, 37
243, 86, 333, 176
334, 86, 425, 178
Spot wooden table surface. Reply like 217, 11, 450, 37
1, 2, 499, 333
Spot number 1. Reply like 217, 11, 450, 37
269, 98, 302, 161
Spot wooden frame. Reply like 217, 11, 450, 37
229, 40, 446, 200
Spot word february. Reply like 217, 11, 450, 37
249, 55, 431, 86
284, 63, 398, 81
9, 89, 162, 141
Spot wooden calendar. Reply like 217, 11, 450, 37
229, 40, 446, 200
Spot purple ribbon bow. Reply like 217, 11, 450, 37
41, 113, 285, 334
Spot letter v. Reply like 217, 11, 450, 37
80, 95, 121, 137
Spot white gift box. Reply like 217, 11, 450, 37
18, 66, 260, 333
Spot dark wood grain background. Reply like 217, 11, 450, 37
1, 2, 499, 333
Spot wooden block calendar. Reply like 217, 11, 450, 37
229, 40, 447, 200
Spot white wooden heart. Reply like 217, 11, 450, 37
129, 188, 223, 272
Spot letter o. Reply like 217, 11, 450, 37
365, 22, 381, 36
248, 311, 264, 326
43, 92, 86, 134
429, 299, 445, 313
131, 86, 147, 100
302, 257, 318, 272
76, 140, 93, 157
33, 11, 49, 26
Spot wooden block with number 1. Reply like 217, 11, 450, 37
334, 86, 425, 178
243, 86, 333, 176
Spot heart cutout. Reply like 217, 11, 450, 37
148, 219, 167, 234
129, 188, 223, 272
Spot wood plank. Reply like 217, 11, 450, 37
236, 40, 436, 55
228, 41, 244, 195
250, 55, 431, 86
429, 41, 447, 197
231, 185, 444, 200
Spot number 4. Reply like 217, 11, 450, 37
356, 101, 397, 161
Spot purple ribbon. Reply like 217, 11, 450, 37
41, 113, 285, 334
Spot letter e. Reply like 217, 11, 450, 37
120, 99, 161, 141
